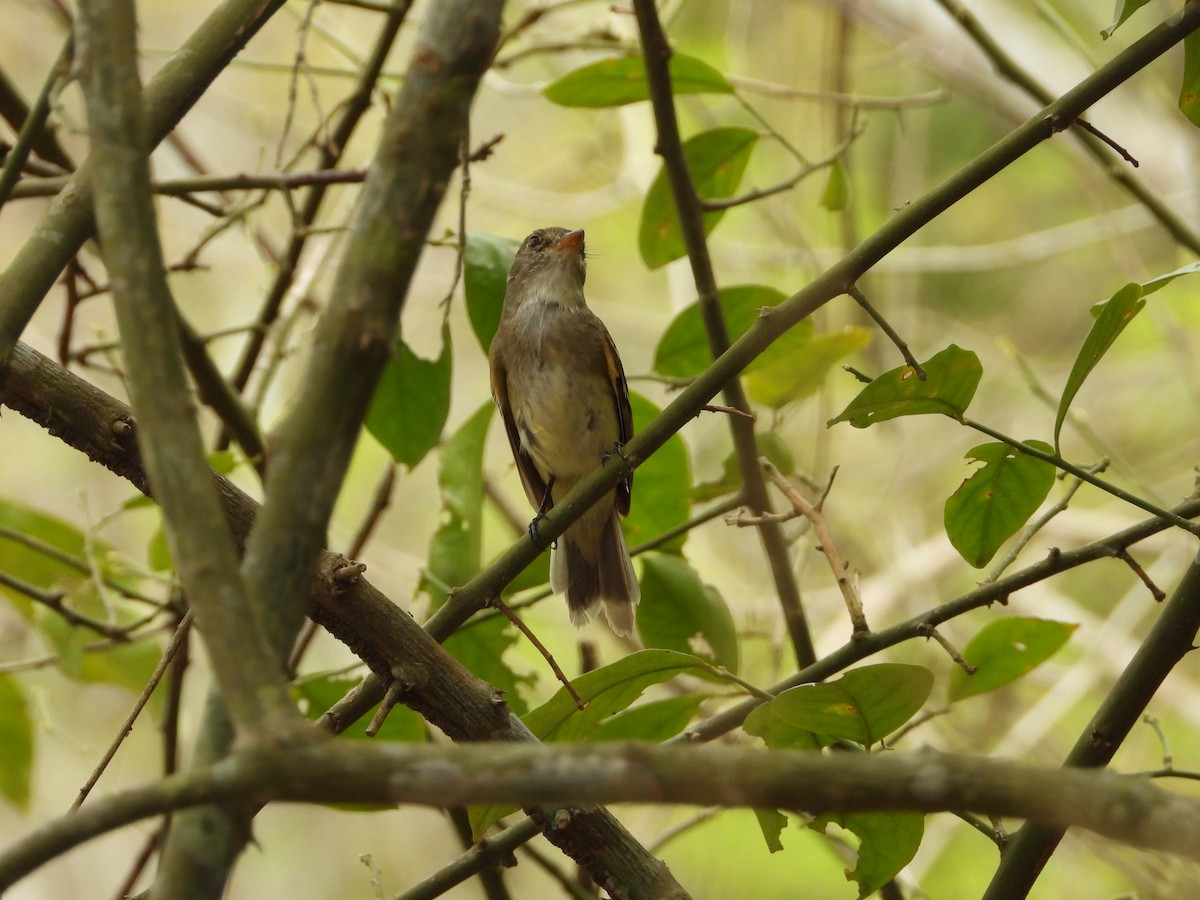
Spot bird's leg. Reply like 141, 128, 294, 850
528, 476, 556, 547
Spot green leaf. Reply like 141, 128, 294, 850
590, 694, 707, 742
1101, 0, 1153, 39
820, 158, 849, 211
653, 285, 787, 377
206, 450, 238, 476
1055, 283, 1144, 451
1183, 31, 1200, 126
426, 402, 493, 592
1063, 265, 1200, 448
421, 404, 537, 716
810, 811, 924, 898
0, 500, 97, 618
943, 440, 1056, 568
692, 430, 794, 503
639, 128, 758, 269
745, 664, 933, 749
365, 325, 452, 469
464, 232, 518, 353
544, 54, 732, 108
754, 808, 789, 854
828, 344, 981, 428
745, 326, 871, 409
0, 675, 33, 809
623, 393, 691, 553
637, 554, 739, 673
294, 672, 425, 742
148, 523, 173, 572
949, 617, 1077, 702
523, 649, 716, 743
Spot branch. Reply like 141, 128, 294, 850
221, 2, 413, 418
0, 341, 688, 899
4, 743, 1200, 892
932, 0, 1200, 256
631, 0, 816, 667
237, 0, 502, 676
983, 547, 1200, 896
681, 495, 1200, 745
8, 166, 369, 200
79, 0, 297, 734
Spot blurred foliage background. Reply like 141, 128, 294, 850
1, 0, 1199, 897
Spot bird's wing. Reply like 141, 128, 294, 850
602, 329, 635, 517
491, 356, 550, 511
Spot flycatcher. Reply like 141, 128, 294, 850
489, 226, 640, 635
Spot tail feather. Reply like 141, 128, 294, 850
551, 511, 639, 636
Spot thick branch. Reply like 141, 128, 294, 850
4, 743, 1200, 892
984, 547, 1200, 896
0, 341, 687, 900
238, 0, 504, 666
79, 0, 296, 733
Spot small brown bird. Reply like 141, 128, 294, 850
489, 227, 639, 635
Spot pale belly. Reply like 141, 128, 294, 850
507, 362, 619, 486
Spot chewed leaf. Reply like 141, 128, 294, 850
745, 664, 933, 748
944, 440, 1056, 568
828, 345, 981, 428
949, 617, 1077, 701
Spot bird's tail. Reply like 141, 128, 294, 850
551, 509, 640, 636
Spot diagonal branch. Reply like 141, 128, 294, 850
983, 548, 1200, 897
79, 0, 298, 735
2, 350, 688, 894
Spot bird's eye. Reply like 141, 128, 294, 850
526, 234, 541, 249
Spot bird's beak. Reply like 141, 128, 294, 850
554, 229, 585, 254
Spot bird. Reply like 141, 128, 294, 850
488, 226, 640, 635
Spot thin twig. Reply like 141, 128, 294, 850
1117, 549, 1166, 601
1142, 714, 1173, 769
746, 458, 869, 636
490, 597, 584, 710
71, 611, 195, 810
9, 167, 369, 200
917, 623, 976, 675
699, 128, 861, 213
846, 283, 924, 379
698, 403, 755, 420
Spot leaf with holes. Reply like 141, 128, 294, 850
949, 617, 1077, 701
745, 664, 933, 749
828, 345, 981, 428
810, 811, 924, 899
